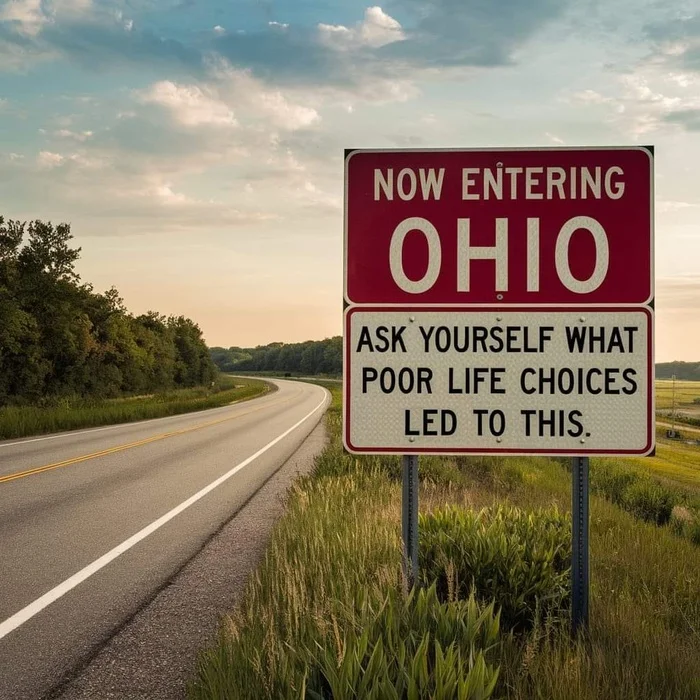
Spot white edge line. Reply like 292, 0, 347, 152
0, 388, 330, 642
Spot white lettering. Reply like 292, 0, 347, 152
389, 217, 442, 293
555, 216, 609, 293
457, 218, 509, 292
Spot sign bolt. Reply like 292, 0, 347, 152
409, 437, 416, 443
496, 316, 502, 322
497, 438, 502, 443
579, 316, 586, 322
497, 294, 503, 300
409, 316, 415, 323
580, 439, 586, 444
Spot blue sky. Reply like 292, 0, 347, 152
1, 0, 699, 359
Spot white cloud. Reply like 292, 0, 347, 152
37, 151, 64, 168
268, 21, 289, 30
0, 0, 47, 35
213, 25, 225, 35
319, 6, 405, 50
55, 129, 94, 142
138, 81, 238, 128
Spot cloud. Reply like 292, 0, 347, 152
319, 6, 405, 50
645, 13, 700, 73
568, 68, 700, 136
138, 80, 238, 128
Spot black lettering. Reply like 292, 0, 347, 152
417, 367, 433, 394
419, 325, 434, 352
362, 367, 377, 393
522, 409, 536, 436
357, 326, 374, 352
568, 410, 584, 437
566, 326, 586, 352
521, 368, 536, 394
442, 410, 457, 436
624, 327, 638, 353
604, 368, 620, 394
391, 326, 407, 352
473, 409, 488, 436
622, 368, 638, 395
423, 409, 439, 435
488, 326, 504, 353
473, 327, 488, 352
404, 409, 419, 435
491, 368, 506, 394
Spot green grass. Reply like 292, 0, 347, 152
189, 386, 700, 699
655, 379, 700, 410
0, 375, 271, 440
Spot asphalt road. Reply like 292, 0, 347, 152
0, 379, 329, 700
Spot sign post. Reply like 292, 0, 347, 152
571, 456, 590, 634
343, 147, 654, 633
402, 455, 419, 588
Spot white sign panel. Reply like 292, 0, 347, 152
344, 308, 653, 456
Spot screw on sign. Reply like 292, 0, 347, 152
344, 147, 653, 306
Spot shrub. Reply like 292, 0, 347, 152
621, 479, 677, 526
589, 462, 637, 506
419, 506, 571, 631
303, 584, 501, 700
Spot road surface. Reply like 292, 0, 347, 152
0, 379, 329, 700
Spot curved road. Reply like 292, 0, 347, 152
0, 379, 329, 700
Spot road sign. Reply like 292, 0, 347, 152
345, 147, 653, 306
344, 307, 653, 455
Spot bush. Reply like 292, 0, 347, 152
590, 461, 679, 527
304, 584, 501, 700
419, 506, 571, 631
621, 479, 677, 526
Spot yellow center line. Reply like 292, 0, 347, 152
0, 393, 298, 485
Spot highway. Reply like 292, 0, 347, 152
0, 379, 329, 700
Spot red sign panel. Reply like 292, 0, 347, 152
345, 148, 653, 306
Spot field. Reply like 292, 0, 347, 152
189, 383, 700, 700
655, 379, 700, 424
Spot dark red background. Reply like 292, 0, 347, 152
345, 148, 653, 305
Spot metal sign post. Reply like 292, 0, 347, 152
571, 456, 590, 635
402, 455, 419, 589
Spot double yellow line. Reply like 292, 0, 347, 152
0, 394, 292, 485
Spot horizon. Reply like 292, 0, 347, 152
1, 0, 698, 362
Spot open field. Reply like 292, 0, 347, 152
655, 380, 700, 425
190, 384, 700, 700
0, 376, 270, 440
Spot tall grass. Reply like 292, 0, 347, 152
189, 385, 700, 699
0, 376, 269, 440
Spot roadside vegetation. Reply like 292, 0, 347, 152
656, 378, 700, 428
0, 375, 270, 440
0, 216, 216, 408
189, 384, 700, 699
210, 337, 342, 377
0, 215, 255, 439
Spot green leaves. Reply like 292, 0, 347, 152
303, 585, 500, 700
419, 505, 571, 631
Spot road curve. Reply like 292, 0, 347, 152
0, 379, 329, 700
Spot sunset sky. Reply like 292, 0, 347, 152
1, 0, 698, 360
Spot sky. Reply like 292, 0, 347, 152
0, 0, 698, 361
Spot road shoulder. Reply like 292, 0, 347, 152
53, 418, 328, 700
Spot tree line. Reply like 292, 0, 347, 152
0, 216, 216, 405
210, 337, 342, 376
656, 362, 700, 381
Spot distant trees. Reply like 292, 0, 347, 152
656, 362, 700, 381
0, 216, 216, 405
210, 336, 342, 376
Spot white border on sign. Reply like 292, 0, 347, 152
343, 146, 655, 309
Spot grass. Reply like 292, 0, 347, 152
655, 379, 700, 410
0, 375, 271, 440
189, 385, 700, 699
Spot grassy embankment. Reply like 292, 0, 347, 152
0, 375, 270, 440
189, 383, 700, 700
